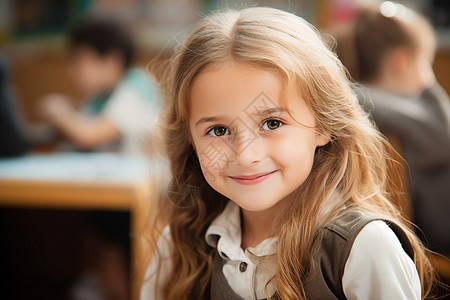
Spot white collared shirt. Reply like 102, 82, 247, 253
141, 201, 421, 299
205, 201, 278, 299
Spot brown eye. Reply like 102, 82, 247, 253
208, 126, 230, 136
262, 119, 282, 130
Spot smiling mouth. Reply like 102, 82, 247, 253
229, 170, 277, 185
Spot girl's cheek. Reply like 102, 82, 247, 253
269, 129, 317, 165
267, 133, 297, 163
197, 140, 233, 178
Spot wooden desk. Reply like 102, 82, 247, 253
0, 153, 158, 300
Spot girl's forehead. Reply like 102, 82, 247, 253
188, 61, 316, 128
190, 62, 285, 112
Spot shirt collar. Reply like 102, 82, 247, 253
205, 201, 277, 260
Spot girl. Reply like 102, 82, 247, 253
141, 7, 435, 300
333, 3, 450, 257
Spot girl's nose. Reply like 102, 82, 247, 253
230, 127, 264, 167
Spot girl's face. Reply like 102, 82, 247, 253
189, 61, 329, 213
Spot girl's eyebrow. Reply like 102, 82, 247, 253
195, 116, 226, 127
251, 107, 288, 116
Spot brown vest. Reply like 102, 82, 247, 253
209, 209, 414, 300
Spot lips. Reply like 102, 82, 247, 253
229, 170, 277, 185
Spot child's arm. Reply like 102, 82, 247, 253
342, 221, 421, 299
40, 94, 121, 150
48, 113, 120, 150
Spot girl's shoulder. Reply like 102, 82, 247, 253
305, 208, 420, 299
147, 225, 173, 265
322, 208, 414, 259
140, 225, 173, 300
318, 208, 414, 271
342, 219, 421, 299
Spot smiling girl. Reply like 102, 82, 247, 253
141, 7, 435, 300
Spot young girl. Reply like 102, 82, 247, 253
333, 4, 450, 257
141, 7, 434, 299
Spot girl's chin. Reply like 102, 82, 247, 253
231, 198, 281, 213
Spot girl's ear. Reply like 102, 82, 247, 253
316, 131, 331, 147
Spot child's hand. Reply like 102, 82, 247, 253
39, 94, 75, 122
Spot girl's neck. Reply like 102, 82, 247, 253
240, 197, 288, 250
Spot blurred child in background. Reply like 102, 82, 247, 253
40, 18, 160, 156
333, 2, 450, 257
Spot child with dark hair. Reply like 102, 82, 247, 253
40, 18, 160, 155
333, 3, 450, 257
69, 19, 135, 70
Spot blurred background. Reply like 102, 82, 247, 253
0, 0, 449, 119
0, 0, 449, 300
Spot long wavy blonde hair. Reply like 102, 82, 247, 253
144, 7, 435, 299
